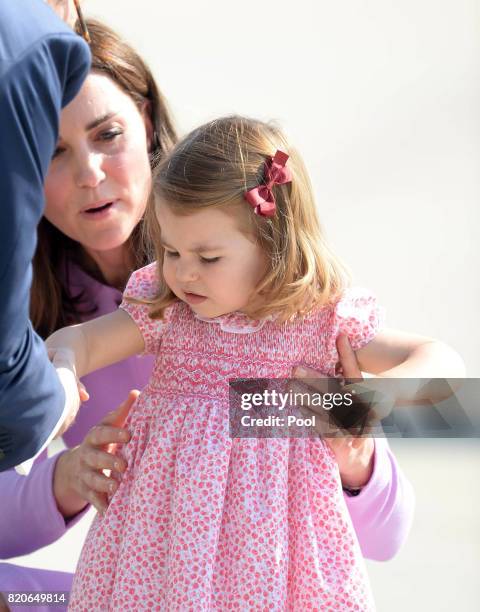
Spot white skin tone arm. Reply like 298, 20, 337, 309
46, 309, 145, 377
356, 328, 465, 378
47, 316, 465, 408
354, 328, 466, 402
296, 328, 465, 488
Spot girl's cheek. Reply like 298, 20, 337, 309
162, 261, 174, 285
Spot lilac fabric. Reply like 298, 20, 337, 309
0, 264, 414, 610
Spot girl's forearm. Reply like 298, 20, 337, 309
379, 341, 465, 379
366, 341, 465, 403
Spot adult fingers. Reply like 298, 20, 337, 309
293, 364, 328, 380
83, 390, 140, 448
105, 390, 140, 429
77, 380, 90, 402
80, 446, 127, 474
84, 424, 131, 448
291, 365, 334, 399
335, 334, 362, 382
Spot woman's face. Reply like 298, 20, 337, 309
44, 72, 152, 254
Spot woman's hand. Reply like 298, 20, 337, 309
53, 390, 139, 517
293, 334, 375, 489
0, 593, 10, 612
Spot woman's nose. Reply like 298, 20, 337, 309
74, 151, 106, 188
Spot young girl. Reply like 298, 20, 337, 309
48, 116, 460, 611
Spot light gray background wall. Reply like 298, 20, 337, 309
10, 1, 480, 610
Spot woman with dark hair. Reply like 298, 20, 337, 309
31, 18, 176, 339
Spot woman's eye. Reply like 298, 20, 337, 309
98, 128, 123, 142
164, 250, 179, 258
52, 145, 66, 159
200, 256, 220, 264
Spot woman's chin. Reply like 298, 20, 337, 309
80, 229, 134, 255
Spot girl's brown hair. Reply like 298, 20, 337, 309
144, 115, 348, 322
31, 18, 177, 338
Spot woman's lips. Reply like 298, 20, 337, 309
81, 201, 116, 218
183, 292, 207, 304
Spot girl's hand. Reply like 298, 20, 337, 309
48, 348, 89, 437
53, 390, 139, 517
293, 334, 375, 489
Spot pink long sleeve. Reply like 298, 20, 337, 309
0, 453, 87, 559
0, 564, 72, 612
344, 437, 415, 561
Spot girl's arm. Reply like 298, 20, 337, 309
46, 310, 145, 378
355, 328, 466, 401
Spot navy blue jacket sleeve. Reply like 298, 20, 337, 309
0, 0, 91, 470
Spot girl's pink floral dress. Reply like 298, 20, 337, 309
69, 263, 382, 611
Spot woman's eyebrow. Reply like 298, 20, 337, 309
85, 112, 117, 131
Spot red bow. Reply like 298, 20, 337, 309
244, 150, 292, 217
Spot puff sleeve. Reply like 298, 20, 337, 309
120, 263, 169, 356
323, 288, 385, 374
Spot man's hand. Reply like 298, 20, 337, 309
293, 334, 375, 489
53, 390, 138, 517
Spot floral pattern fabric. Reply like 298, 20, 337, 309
69, 263, 382, 611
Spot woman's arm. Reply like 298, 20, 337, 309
296, 335, 417, 561
46, 309, 145, 378
343, 436, 415, 561
0, 459, 84, 559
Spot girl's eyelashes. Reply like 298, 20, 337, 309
163, 250, 220, 264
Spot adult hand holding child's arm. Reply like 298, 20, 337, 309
293, 333, 415, 560
45, 310, 145, 513
294, 334, 375, 488
53, 391, 138, 517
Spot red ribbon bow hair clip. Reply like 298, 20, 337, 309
244, 150, 292, 218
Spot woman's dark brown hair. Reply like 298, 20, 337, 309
31, 19, 177, 338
